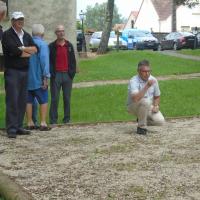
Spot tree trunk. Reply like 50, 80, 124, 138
0, 170, 33, 200
97, 0, 114, 54
172, 0, 177, 31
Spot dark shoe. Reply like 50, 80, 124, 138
136, 127, 147, 135
39, 126, 51, 131
25, 125, 35, 130
63, 119, 70, 124
17, 128, 31, 135
7, 131, 17, 139
34, 125, 40, 130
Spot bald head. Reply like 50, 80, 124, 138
55, 25, 65, 32
55, 24, 65, 41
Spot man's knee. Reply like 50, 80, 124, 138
149, 113, 165, 126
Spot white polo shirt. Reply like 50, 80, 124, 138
127, 74, 160, 106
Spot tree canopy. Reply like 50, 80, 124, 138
85, 2, 125, 31
175, 0, 200, 6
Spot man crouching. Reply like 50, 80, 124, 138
127, 60, 165, 135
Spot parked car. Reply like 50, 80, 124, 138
158, 32, 195, 51
77, 30, 83, 52
121, 28, 159, 51
89, 31, 127, 52
195, 32, 200, 48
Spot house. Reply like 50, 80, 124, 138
132, 0, 200, 32
113, 23, 125, 32
124, 11, 139, 29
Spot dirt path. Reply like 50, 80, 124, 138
0, 117, 200, 200
73, 73, 200, 88
159, 50, 200, 61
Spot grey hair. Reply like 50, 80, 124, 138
0, 1, 7, 13
137, 59, 150, 70
32, 24, 45, 36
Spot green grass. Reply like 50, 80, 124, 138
70, 79, 200, 124
74, 51, 200, 82
178, 49, 200, 56
1, 79, 200, 128
1, 51, 200, 128
0, 51, 200, 87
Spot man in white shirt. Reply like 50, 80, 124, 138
127, 60, 165, 135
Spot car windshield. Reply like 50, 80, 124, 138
92, 31, 117, 39
180, 32, 194, 36
128, 31, 152, 38
92, 32, 102, 39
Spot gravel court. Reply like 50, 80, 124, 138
0, 117, 200, 199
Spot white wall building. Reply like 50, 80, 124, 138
130, 0, 200, 32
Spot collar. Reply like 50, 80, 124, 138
12, 26, 24, 36
56, 39, 67, 47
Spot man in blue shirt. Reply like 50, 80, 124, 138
127, 60, 165, 135
26, 24, 51, 131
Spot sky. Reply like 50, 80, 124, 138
77, 0, 143, 19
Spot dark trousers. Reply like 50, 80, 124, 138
49, 72, 72, 124
4, 68, 28, 133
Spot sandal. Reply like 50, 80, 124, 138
39, 126, 51, 131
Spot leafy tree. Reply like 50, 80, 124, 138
172, 0, 200, 31
97, 0, 114, 54
85, 2, 123, 31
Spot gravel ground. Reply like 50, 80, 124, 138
0, 117, 200, 200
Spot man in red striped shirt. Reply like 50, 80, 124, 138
49, 25, 76, 125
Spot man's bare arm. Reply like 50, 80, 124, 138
132, 79, 155, 102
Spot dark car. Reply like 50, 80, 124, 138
195, 32, 200, 48
158, 32, 195, 51
77, 30, 83, 52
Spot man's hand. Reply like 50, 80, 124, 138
146, 79, 155, 88
152, 105, 159, 113
42, 78, 48, 90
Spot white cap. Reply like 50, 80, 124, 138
11, 11, 24, 20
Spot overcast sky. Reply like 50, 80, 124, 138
77, 0, 143, 19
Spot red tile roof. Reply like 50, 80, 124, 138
151, 0, 173, 20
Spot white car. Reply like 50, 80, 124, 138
89, 31, 127, 51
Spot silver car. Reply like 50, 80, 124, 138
89, 31, 127, 51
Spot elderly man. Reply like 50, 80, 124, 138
127, 60, 165, 135
49, 25, 76, 126
26, 24, 51, 131
1, 11, 37, 138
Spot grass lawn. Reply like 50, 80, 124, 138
178, 49, 200, 56
0, 51, 200, 87
71, 79, 200, 123
1, 51, 200, 128
75, 51, 200, 82
1, 79, 200, 128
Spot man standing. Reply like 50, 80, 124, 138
26, 24, 51, 131
127, 60, 165, 135
49, 25, 76, 125
1, 11, 37, 138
